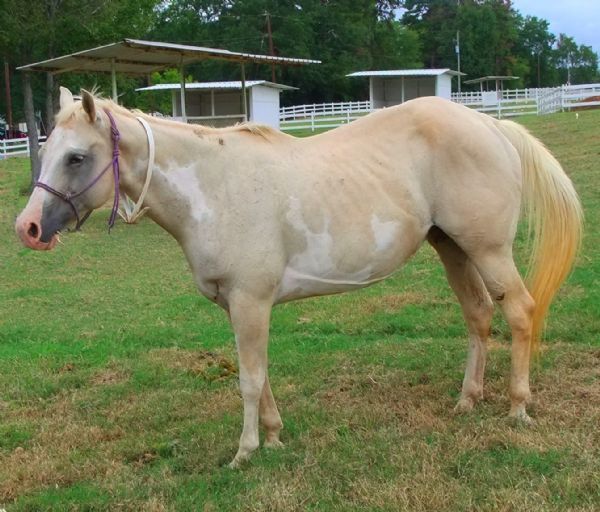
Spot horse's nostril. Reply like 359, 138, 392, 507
27, 222, 39, 239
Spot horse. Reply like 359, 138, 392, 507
15, 88, 582, 468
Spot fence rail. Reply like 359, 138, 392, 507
0, 136, 47, 158
280, 100, 372, 121
280, 83, 600, 132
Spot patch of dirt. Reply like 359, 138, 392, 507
90, 368, 130, 386
58, 363, 75, 373
147, 348, 237, 382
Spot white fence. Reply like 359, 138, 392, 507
451, 88, 539, 117
452, 83, 600, 117
280, 100, 372, 131
280, 83, 600, 132
561, 83, 600, 109
0, 136, 47, 158
280, 100, 372, 121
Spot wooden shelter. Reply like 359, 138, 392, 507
18, 39, 319, 122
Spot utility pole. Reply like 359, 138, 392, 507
4, 59, 13, 137
265, 11, 276, 83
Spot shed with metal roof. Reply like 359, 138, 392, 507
347, 69, 465, 108
137, 81, 297, 128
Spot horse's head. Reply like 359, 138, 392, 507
15, 88, 117, 250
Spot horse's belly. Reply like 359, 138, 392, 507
274, 231, 417, 303
275, 266, 386, 302
275, 194, 429, 303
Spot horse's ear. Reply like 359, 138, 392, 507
81, 89, 96, 123
59, 87, 74, 109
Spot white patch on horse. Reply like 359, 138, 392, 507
277, 197, 375, 301
371, 214, 400, 252
162, 163, 214, 225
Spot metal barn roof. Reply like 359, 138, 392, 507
463, 75, 519, 84
347, 69, 465, 78
136, 80, 297, 92
17, 39, 321, 75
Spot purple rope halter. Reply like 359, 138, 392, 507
35, 108, 121, 232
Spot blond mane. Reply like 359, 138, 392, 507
55, 93, 286, 142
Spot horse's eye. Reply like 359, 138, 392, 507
68, 154, 85, 166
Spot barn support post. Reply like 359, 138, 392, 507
111, 59, 118, 102
4, 59, 13, 136
179, 58, 187, 122
401, 76, 405, 103
171, 90, 177, 117
241, 62, 248, 121
23, 72, 41, 187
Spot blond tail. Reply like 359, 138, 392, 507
496, 119, 583, 353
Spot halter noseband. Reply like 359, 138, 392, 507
35, 108, 121, 231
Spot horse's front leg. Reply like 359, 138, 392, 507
228, 290, 274, 468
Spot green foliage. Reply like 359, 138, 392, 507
0, 0, 599, 125
515, 15, 557, 87
151, 0, 420, 104
402, 0, 599, 89
554, 34, 599, 85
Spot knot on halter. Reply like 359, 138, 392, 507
109, 121, 121, 159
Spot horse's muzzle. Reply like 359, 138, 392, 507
15, 193, 60, 251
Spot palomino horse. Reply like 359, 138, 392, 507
15, 88, 582, 467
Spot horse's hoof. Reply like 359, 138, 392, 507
453, 397, 475, 414
508, 408, 534, 426
264, 438, 284, 449
228, 458, 244, 469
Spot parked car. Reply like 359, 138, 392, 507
0, 127, 28, 140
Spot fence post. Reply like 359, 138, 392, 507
311, 113, 315, 132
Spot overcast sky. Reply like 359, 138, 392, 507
511, 0, 600, 53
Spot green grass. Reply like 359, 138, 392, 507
1, 110, 599, 511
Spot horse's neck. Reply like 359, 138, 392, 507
117, 115, 230, 241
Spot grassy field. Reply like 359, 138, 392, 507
0, 110, 599, 511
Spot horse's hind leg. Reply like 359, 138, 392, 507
427, 227, 494, 412
466, 247, 535, 423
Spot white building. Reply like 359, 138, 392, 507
347, 69, 465, 108
137, 80, 296, 129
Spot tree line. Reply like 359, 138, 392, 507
1, 0, 598, 134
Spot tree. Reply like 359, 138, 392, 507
555, 34, 598, 85
0, 0, 160, 184
515, 15, 556, 87
151, 0, 420, 104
